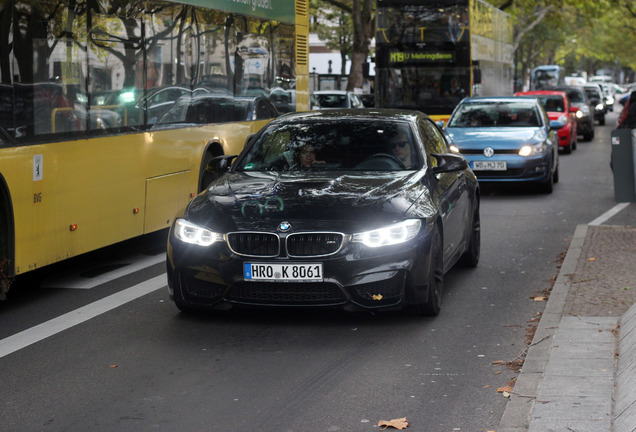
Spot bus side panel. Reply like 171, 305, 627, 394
10, 137, 147, 274
144, 171, 190, 233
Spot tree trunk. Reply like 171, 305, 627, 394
346, 0, 372, 91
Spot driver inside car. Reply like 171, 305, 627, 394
385, 131, 414, 168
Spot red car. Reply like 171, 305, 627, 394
515, 90, 578, 154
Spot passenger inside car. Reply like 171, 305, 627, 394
296, 144, 325, 169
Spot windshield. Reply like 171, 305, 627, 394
536, 95, 565, 112
448, 101, 541, 127
314, 94, 348, 108
235, 120, 419, 172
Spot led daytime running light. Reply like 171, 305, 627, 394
175, 218, 223, 246
353, 219, 422, 247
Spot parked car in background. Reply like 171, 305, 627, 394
445, 96, 560, 193
515, 90, 577, 154
583, 84, 607, 125
167, 109, 481, 316
312, 90, 364, 109
550, 86, 595, 141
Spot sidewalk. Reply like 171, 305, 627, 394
498, 203, 636, 432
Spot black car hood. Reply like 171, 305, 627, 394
185, 171, 431, 232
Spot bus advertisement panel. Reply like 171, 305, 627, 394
0, 0, 309, 295
375, 0, 513, 121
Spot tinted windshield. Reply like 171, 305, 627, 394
314, 94, 348, 108
559, 88, 585, 103
537, 95, 565, 112
236, 120, 419, 171
584, 88, 601, 99
448, 101, 541, 127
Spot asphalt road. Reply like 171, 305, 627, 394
0, 110, 623, 432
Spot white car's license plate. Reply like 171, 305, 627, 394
472, 160, 507, 171
244, 263, 323, 282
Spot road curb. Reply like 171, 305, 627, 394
497, 224, 588, 431
614, 303, 636, 431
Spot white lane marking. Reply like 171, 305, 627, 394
589, 202, 630, 226
40, 253, 166, 289
0, 274, 166, 358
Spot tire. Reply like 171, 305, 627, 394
459, 201, 480, 268
553, 161, 559, 184
563, 141, 572, 154
599, 115, 605, 126
539, 168, 554, 194
409, 226, 444, 316
572, 133, 577, 150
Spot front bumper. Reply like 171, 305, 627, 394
462, 153, 551, 183
167, 225, 435, 312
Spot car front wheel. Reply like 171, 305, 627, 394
408, 226, 444, 316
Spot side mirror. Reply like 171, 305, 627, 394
550, 120, 565, 130
570, 106, 579, 113
430, 153, 468, 174
209, 154, 238, 173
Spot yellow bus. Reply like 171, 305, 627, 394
0, 0, 310, 297
374, 0, 513, 123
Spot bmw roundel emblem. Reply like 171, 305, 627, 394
483, 147, 495, 158
278, 221, 291, 232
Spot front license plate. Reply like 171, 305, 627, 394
244, 263, 323, 282
472, 160, 507, 171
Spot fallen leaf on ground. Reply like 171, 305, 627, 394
532, 296, 547, 301
588, 257, 596, 261
378, 417, 409, 430
497, 386, 513, 393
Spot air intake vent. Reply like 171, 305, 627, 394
296, 34, 308, 66
295, 0, 308, 16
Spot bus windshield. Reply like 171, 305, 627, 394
375, 0, 513, 119
375, 0, 471, 116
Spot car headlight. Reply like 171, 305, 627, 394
449, 144, 460, 154
575, 110, 583, 118
174, 218, 224, 246
519, 142, 546, 157
558, 114, 568, 124
353, 219, 422, 247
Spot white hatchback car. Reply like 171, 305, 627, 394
311, 90, 364, 109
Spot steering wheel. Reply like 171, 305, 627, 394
355, 153, 406, 170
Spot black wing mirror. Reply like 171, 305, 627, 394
209, 154, 238, 173
430, 153, 468, 174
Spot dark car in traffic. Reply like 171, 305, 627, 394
167, 109, 480, 316
550, 85, 595, 141
445, 96, 560, 193
583, 84, 607, 125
